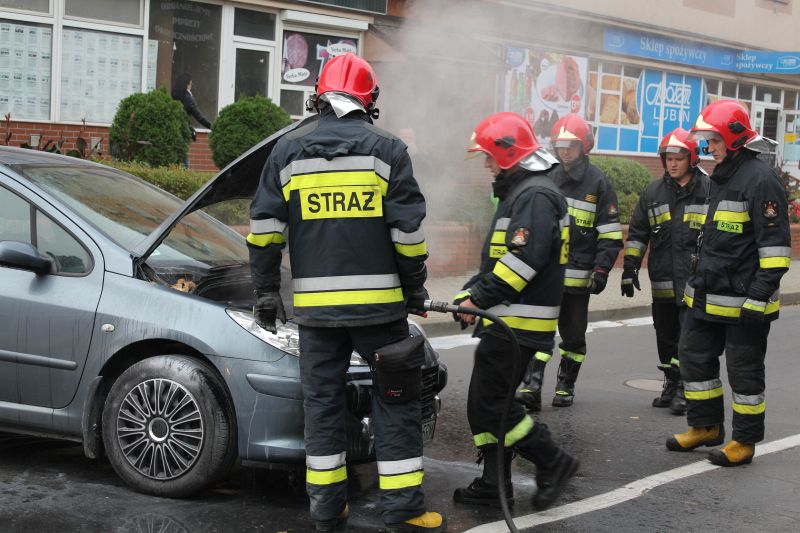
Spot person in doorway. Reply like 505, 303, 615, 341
666, 99, 790, 467
172, 73, 212, 167
452, 111, 578, 510
247, 53, 444, 532
621, 128, 710, 414
516, 113, 623, 410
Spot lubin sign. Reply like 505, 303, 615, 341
604, 28, 800, 74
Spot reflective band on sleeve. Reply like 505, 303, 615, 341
391, 227, 425, 244
495, 218, 511, 231
766, 298, 780, 315
684, 379, 724, 400
652, 280, 676, 299
307, 452, 346, 470
493, 254, 536, 292
684, 285, 695, 307
247, 232, 285, 247
499, 253, 536, 281
250, 218, 287, 234
306, 466, 347, 486
742, 298, 766, 313
454, 289, 471, 300
625, 240, 647, 257
564, 268, 591, 287
559, 348, 585, 363
394, 241, 428, 257
732, 393, 766, 415
597, 222, 623, 240
379, 471, 424, 490
377, 457, 423, 476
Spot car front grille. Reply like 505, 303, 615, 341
421, 365, 439, 420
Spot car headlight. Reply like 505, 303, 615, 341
226, 308, 300, 356
226, 308, 370, 366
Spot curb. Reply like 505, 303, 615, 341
419, 291, 800, 338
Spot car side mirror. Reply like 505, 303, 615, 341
0, 240, 54, 275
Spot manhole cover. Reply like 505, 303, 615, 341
625, 379, 664, 392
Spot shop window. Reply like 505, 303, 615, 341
148, 1, 221, 123
234, 8, 275, 41
755, 86, 781, 104
60, 27, 141, 123
586, 68, 597, 122
65, 0, 141, 26
280, 89, 306, 117
721, 80, 736, 98
704, 78, 719, 95
0, 20, 52, 121
784, 90, 798, 110
738, 83, 753, 101
0, 1, 49, 13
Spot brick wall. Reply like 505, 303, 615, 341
2, 120, 218, 172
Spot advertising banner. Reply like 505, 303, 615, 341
504, 46, 588, 146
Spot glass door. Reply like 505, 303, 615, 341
234, 44, 272, 101
777, 110, 800, 181
752, 103, 781, 167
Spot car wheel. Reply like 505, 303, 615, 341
102, 355, 235, 497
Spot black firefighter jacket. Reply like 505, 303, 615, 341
624, 167, 710, 305
461, 170, 570, 350
550, 158, 624, 293
247, 108, 427, 327
685, 150, 791, 324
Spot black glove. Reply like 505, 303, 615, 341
405, 286, 429, 317
739, 302, 766, 329
588, 267, 609, 295
620, 268, 640, 298
253, 291, 286, 334
452, 290, 472, 330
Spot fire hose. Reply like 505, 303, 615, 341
414, 299, 521, 533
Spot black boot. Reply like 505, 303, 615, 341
516, 359, 547, 412
670, 379, 687, 415
652, 366, 679, 408
515, 426, 579, 510
552, 358, 582, 407
453, 446, 514, 508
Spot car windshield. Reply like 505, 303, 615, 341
10, 163, 249, 267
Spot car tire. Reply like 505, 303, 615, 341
102, 355, 235, 497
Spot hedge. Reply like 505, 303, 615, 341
590, 155, 653, 224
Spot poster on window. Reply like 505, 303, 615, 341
282, 31, 359, 86
0, 22, 51, 120
503, 46, 589, 145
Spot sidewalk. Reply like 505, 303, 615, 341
419, 266, 800, 337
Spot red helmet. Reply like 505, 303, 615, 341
658, 128, 700, 168
316, 52, 379, 110
690, 99, 756, 151
467, 112, 541, 169
550, 114, 594, 154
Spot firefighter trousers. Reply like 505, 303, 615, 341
651, 302, 685, 368
558, 292, 590, 363
299, 319, 425, 524
468, 334, 554, 454
679, 312, 770, 443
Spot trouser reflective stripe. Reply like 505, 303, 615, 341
732, 393, 766, 414
679, 312, 769, 443
300, 321, 425, 524
306, 466, 348, 485
560, 348, 585, 363
534, 350, 552, 363
378, 457, 425, 490
473, 415, 534, 448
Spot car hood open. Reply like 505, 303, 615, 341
131, 115, 318, 266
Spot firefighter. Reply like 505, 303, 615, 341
452, 112, 578, 510
665, 99, 790, 467
622, 128, 710, 414
517, 114, 623, 410
248, 53, 444, 532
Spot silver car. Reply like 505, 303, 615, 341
0, 126, 446, 497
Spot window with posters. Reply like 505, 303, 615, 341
280, 29, 359, 118
148, 1, 221, 124
0, 20, 52, 121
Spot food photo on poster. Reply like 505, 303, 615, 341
282, 31, 359, 86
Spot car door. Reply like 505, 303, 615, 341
0, 179, 103, 412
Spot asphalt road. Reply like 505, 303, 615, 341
1, 307, 799, 533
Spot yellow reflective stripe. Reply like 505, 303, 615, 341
490, 245, 507, 258
283, 171, 388, 200
394, 241, 427, 257
379, 470, 424, 490
684, 387, 724, 400
733, 402, 766, 415
492, 261, 527, 292
294, 288, 404, 307
759, 256, 790, 269
481, 316, 558, 332
653, 289, 676, 299
306, 466, 347, 485
684, 294, 694, 308
706, 303, 741, 318
683, 212, 707, 224
246, 232, 285, 247
565, 277, 590, 287
490, 230, 506, 244
649, 211, 672, 225
535, 351, 552, 362
598, 231, 623, 240
474, 432, 497, 447
766, 299, 780, 314
742, 301, 765, 313
625, 248, 644, 258
568, 206, 595, 228
472, 417, 534, 448
713, 210, 751, 223
454, 290, 471, 300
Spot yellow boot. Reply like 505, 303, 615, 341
709, 440, 755, 467
666, 425, 724, 451
385, 511, 447, 532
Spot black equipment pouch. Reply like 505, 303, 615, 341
373, 335, 425, 404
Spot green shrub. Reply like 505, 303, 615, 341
109, 88, 191, 166
590, 155, 653, 223
209, 95, 291, 169
99, 160, 211, 200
